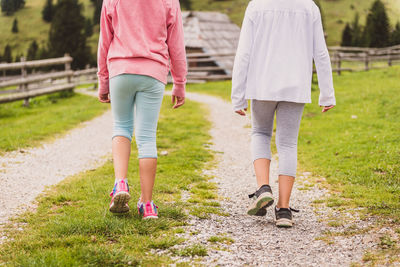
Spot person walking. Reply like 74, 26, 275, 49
97, 0, 187, 219
231, 0, 336, 227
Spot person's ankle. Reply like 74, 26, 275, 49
257, 183, 270, 189
276, 204, 289, 209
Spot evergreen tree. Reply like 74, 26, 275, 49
3, 45, 12, 63
181, 0, 191, 10
13, 0, 25, 10
14, 53, 23, 63
38, 45, 49, 59
341, 23, 353, 47
1, 0, 24, 15
92, 0, 102, 25
49, 0, 91, 69
27, 40, 39, 60
351, 13, 363, 47
42, 0, 54, 22
363, 0, 390, 47
84, 18, 93, 37
1, 0, 14, 15
391, 22, 400, 45
11, 18, 18, 33
314, 0, 325, 27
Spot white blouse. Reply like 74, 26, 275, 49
231, 0, 336, 110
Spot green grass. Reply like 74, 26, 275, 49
187, 66, 400, 222
0, 91, 108, 153
0, 97, 213, 265
189, 0, 400, 46
2, 0, 400, 59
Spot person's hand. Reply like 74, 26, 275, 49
99, 93, 110, 103
172, 95, 185, 109
321, 105, 335, 113
235, 108, 247, 116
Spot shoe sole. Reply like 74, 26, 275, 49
109, 191, 131, 213
276, 218, 293, 228
247, 192, 274, 216
143, 215, 158, 219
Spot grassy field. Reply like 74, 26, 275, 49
1, 0, 400, 58
189, 0, 400, 46
188, 66, 400, 221
0, 0, 96, 57
0, 97, 217, 265
0, 91, 108, 153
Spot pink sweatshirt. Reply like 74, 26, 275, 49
97, 0, 187, 97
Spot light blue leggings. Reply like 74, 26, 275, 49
110, 74, 165, 159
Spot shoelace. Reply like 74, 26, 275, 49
276, 207, 300, 213
109, 181, 129, 197
248, 192, 257, 199
145, 203, 158, 214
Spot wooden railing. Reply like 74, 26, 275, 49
0, 54, 74, 106
329, 44, 400, 75
1, 45, 399, 105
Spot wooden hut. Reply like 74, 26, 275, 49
182, 11, 240, 82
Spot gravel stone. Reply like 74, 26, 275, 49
0, 91, 112, 227
168, 92, 378, 266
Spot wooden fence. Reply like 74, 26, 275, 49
0, 54, 74, 106
329, 44, 400, 75
1, 45, 399, 105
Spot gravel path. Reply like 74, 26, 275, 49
0, 90, 381, 265
168, 92, 378, 266
0, 91, 112, 226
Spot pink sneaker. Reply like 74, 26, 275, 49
142, 201, 158, 219
109, 180, 131, 213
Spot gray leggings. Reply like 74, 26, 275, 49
251, 100, 305, 177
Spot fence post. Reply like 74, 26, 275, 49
364, 51, 369, 71
20, 57, 29, 107
336, 52, 341, 76
388, 48, 392, 67
64, 53, 73, 93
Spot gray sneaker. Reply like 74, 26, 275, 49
274, 206, 299, 228
247, 185, 274, 216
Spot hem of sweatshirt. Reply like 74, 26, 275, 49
245, 95, 311, 104
108, 58, 169, 85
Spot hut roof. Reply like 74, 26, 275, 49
182, 11, 240, 74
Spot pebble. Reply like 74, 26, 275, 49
165, 92, 379, 266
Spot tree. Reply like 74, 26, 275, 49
341, 23, 353, 47
3, 45, 12, 63
391, 22, 400, 45
13, 0, 24, 10
351, 13, 363, 47
84, 18, 93, 37
1, 0, 25, 15
12, 17, 18, 33
27, 40, 39, 60
91, 0, 102, 25
1, 0, 14, 15
48, 0, 91, 69
363, 0, 390, 47
42, 0, 54, 22
181, 0, 191, 10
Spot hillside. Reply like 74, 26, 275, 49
189, 0, 400, 46
1, 0, 400, 59
0, 0, 99, 59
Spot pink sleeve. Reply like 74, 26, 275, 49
97, 2, 114, 95
166, 0, 187, 98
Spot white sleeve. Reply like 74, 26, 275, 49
313, 3, 336, 106
231, 2, 255, 111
